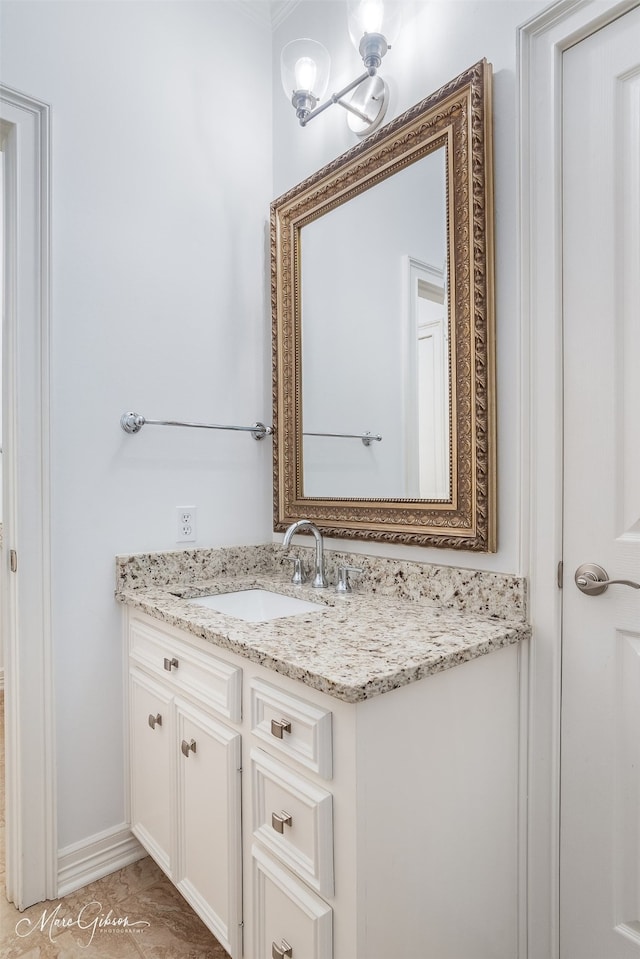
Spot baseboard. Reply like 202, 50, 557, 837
0, 666, 4, 691
57, 824, 146, 898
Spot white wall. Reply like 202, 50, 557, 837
0, 0, 547, 864
272, 0, 546, 573
1, 0, 273, 849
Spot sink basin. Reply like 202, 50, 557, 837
186, 588, 326, 623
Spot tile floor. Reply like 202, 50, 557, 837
0, 692, 230, 958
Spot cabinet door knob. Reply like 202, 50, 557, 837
148, 713, 162, 729
272, 939, 293, 959
163, 657, 179, 672
270, 718, 292, 739
271, 811, 293, 834
181, 738, 197, 757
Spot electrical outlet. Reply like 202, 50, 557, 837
176, 506, 197, 543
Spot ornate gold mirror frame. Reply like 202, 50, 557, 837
271, 60, 496, 551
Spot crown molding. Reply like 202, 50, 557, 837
234, 1, 301, 30
271, 0, 303, 30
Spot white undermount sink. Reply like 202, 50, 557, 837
186, 588, 326, 623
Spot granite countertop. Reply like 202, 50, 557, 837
116, 547, 530, 704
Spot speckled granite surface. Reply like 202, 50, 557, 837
116, 546, 529, 704
117, 544, 527, 621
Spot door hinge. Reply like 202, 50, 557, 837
9, 549, 17, 573
557, 560, 563, 589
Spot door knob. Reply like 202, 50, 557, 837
574, 563, 640, 596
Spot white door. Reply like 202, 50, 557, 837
561, 7, 640, 957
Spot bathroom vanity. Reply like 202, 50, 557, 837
117, 545, 529, 959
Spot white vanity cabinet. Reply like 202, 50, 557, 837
127, 614, 243, 959
246, 642, 522, 959
125, 607, 522, 959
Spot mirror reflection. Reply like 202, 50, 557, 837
301, 146, 450, 500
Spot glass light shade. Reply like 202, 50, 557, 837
347, 0, 402, 48
280, 39, 330, 100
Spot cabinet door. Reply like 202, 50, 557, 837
175, 700, 242, 959
129, 669, 174, 875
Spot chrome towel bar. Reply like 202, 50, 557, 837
120, 412, 272, 441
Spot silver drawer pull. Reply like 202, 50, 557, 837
271, 811, 293, 834
148, 713, 162, 729
272, 939, 293, 959
271, 718, 292, 739
163, 657, 179, 672
181, 738, 196, 757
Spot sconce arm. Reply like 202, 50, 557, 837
300, 70, 372, 126
335, 97, 373, 124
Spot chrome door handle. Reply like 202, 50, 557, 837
181, 738, 197, 757
575, 563, 640, 596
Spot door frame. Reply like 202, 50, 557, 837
0, 85, 57, 907
518, 1, 640, 956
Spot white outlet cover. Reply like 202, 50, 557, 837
176, 505, 197, 542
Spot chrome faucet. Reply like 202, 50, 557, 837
282, 519, 328, 588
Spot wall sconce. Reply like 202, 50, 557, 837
281, 0, 401, 137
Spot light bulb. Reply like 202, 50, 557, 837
281, 39, 330, 123
281, 39, 330, 98
347, 0, 402, 56
295, 56, 317, 93
359, 0, 384, 34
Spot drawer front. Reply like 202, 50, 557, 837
252, 749, 333, 897
250, 679, 332, 779
252, 844, 332, 959
129, 615, 242, 723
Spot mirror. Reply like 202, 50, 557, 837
301, 145, 449, 501
272, 60, 496, 551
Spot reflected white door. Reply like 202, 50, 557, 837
417, 295, 449, 499
561, 7, 640, 957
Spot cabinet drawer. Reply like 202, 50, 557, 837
250, 679, 332, 779
252, 844, 332, 959
252, 749, 333, 897
129, 615, 242, 723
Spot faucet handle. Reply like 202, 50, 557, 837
336, 565, 363, 593
286, 556, 305, 585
